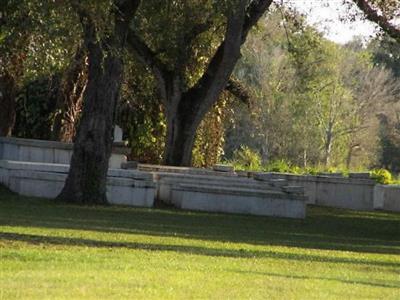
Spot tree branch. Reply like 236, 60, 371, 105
126, 30, 168, 73
352, 0, 400, 41
126, 29, 173, 103
242, 0, 273, 43
225, 78, 251, 107
176, 19, 214, 73
113, 0, 141, 37
185, 0, 273, 121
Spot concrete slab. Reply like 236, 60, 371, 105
175, 184, 306, 219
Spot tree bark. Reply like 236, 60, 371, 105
352, 0, 400, 42
57, 42, 123, 204
323, 123, 334, 167
164, 98, 200, 166
57, 0, 140, 204
127, 0, 272, 166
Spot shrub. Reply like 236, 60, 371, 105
370, 169, 393, 185
230, 146, 262, 171
264, 159, 292, 173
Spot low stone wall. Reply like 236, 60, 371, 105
0, 160, 307, 218
0, 137, 128, 169
143, 170, 307, 219
174, 184, 306, 219
374, 184, 400, 212
250, 172, 376, 211
155, 172, 287, 206
138, 163, 237, 177
0, 160, 155, 207
1, 139, 398, 216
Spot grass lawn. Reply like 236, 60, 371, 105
0, 186, 399, 299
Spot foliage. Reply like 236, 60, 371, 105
224, 8, 400, 171
14, 75, 59, 140
117, 59, 166, 164
264, 159, 293, 173
2, 0, 400, 172
377, 112, 400, 173
370, 34, 400, 78
370, 169, 396, 185
192, 94, 232, 168
228, 145, 262, 171
134, 0, 227, 87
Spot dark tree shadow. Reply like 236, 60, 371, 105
1, 231, 399, 270
227, 269, 400, 289
0, 187, 399, 256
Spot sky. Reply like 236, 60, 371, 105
284, 0, 379, 44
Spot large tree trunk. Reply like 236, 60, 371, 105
57, 40, 123, 204
0, 72, 17, 136
52, 45, 87, 142
57, 0, 139, 204
164, 103, 199, 166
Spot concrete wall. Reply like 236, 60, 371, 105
374, 184, 400, 212
175, 184, 306, 219
148, 170, 307, 218
0, 160, 307, 218
251, 172, 376, 211
315, 176, 375, 211
0, 137, 127, 169
155, 172, 290, 206
0, 160, 155, 207
138, 163, 238, 177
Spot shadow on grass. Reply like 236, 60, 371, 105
228, 269, 400, 289
1, 231, 399, 270
0, 187, 399, 255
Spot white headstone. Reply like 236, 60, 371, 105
114, 125, 123, 142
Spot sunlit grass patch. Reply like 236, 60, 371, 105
0, 186, 399, 299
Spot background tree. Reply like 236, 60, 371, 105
0, 0, 81, 138
224, 7, 400, 170
127, 0, 273, 166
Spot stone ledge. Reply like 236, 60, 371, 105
1, 161, 155, 207
138, 164, 238, 177
0, 136, 129, 155
0, 160, 154, 182
173, 183, 307, 201
212, 164, 234, 172
0, 136, 73, 150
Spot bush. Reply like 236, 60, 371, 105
264, 159, 292, 173
370, 169, 394, 185
230, 146, 262, 171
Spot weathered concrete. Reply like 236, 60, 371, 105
121, 161, 138, 169
253, 172, 317, 205
315, 176, 375, 211
374, 184, 400, 212
212, 164, 234, 173
174, 184, 306, 219
0, 137, 128, 168
0, 160, 155, 207
147, 170, 308, 219
250, 172, 376, 210
0, 160, 307, 218
155, 172, 295, 205
349, 172, 371, 179
138, 164, 238, 177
